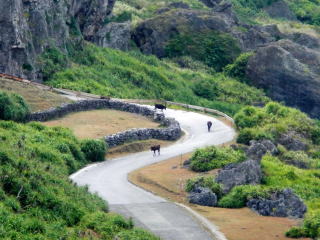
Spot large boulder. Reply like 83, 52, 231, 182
246, 139, 278, 161
188, 187, 218, 207
216, 160, 262, 193
247, 188, 307, 218
264, 0, 297, 21
93, 22, 131, 51
246, 39, 320, 118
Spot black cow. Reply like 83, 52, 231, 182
151, 145, 160, 156
207, 121, 213, 132
155, 104, 166, 111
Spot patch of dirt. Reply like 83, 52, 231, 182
129, 154, 310, 240
0, 77, 71, 112
42, 109, 161, 139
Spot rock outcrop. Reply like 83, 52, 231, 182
132, 7, 282, 58
0, 0, 115, 81
246, 39, 320, 118
93, 22, 131, 51
264, 0, 297, 21
277, 132, 308, 151
246, 140, 278, 162
247, 188, 307, 218
188, 187, 218, 207
216, 160, 262, 193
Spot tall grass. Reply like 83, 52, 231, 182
47, 43, 268, 116
0, 121, 157, 239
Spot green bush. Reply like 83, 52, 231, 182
0, 91, 30, 121
38, 47, 69, 81
192, 79, 218, 100
190, 146, 245, 172
165, 31, 241, 71
235, 102, 319, 145
81, 139, 107, 163
218, 185, 275, 208
185, 176, 223, 198
224, 52, 254, 83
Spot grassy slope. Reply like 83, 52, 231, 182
47, 43, 268, 116
0, 121, 157, 239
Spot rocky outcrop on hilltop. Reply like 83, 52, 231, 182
132, 4, 282, 58
0, 0, 115, 81
246, 39, 320, 118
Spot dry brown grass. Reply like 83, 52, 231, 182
129, 154, 310, 240
0, 78, 71, 112
42, 109, 160, 139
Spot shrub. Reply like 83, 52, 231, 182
38, 47, 69, 81
218, 185, 274, 208
224, 52, 254, 83
0, 91, 30, 121
192, 79, 218, 100
235, 102, 319, 145
165, 31, 241, 71
81, 139, 107, 163
190, 146, 245, 172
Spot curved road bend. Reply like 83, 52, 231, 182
71, 108, 236, 240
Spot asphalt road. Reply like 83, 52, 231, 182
71, 108, 235, 239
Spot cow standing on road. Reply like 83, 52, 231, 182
154, 104, 166, 111
207, 121, 213, 132
151, 145, 160, 156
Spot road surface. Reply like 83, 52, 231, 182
71, 108, 235, 239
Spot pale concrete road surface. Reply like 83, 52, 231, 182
71, 108, 235, 240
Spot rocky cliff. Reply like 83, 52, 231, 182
0, 0, 115, 81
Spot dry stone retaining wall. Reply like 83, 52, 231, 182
26, 99, 181, 147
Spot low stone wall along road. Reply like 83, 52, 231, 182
71, 108, 236, 240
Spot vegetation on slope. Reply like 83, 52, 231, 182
0, 120, 157, 239
234, 102, 320, 145
187, 102, 320, 238
45, 43, 268, 116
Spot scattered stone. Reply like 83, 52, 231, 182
247, 188, 307, 218
246, 139, 278, 161
216, 160, 262, 193
188, 187, 217, 207
183, 159, 191, 168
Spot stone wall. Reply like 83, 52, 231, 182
27, 99, 181, 147
105, 117, 181, 147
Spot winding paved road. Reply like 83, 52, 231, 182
71, 108, 235, 239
